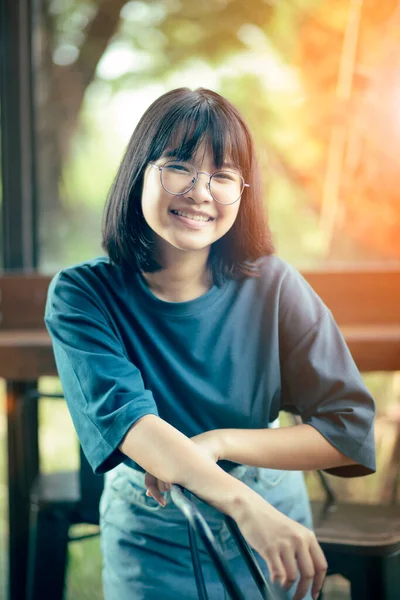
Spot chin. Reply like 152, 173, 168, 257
172, 241, 212, 252
162, 232, 213, 251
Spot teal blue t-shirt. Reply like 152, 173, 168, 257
44, 255, 376, 478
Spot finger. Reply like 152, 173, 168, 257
157, 479, 171, 493
144, 472, 157, 489
279, 547, 298, 591
144, 473, 166, 506
144, 472, 171, 493
264, 551, 287, 588
292, 544, 315, 600
309, 540, 327, 599
146, 482, 166, 506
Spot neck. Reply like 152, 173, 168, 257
141, 246, 213, 302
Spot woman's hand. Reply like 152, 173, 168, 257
190, 429, 223, 462
233, 491, 327, 600
144, 471, 171, 506
145, 429, 223, 505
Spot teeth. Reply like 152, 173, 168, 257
172, 210, 211, 222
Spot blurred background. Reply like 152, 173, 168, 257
1, 0, 400, 598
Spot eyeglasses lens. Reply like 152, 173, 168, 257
161, 161, 244, 204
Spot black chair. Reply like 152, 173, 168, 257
311, 498, 400, 600
26, 391, 104, 600
171, 484, 287, 600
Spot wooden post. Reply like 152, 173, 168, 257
6, 382, 39, 600
1, 0, 39, 597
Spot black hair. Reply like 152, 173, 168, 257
102, 87, 274, 284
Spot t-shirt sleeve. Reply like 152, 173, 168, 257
278, 264, 376, 478
44, 269, 159, 474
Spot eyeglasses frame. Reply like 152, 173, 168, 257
149, 160, 250, 206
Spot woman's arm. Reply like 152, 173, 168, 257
120, 414, 327, 600
193, 424, 357, 472
120, 414, 246, 514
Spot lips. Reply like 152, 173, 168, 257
169, 209, 215, 230
170, 209, 214, 222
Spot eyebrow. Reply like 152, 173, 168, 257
222, 161, 239, 170
161, 151, 240, 172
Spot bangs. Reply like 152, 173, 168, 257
152, 99, 251, 174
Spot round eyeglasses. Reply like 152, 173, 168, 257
150, 160, 249, 205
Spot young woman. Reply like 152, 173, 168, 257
45, 88, 376, 600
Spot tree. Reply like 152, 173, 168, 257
36, 0, 126, 234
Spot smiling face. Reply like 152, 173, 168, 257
141, 141, 242, 259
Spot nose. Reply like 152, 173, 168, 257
183, 172, 213, 203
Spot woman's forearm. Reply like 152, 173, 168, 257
119, 414, 255, 517
217, 424, 356, 471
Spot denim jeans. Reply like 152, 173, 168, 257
100, 462, 314, 600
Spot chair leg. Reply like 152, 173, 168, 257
27, 504, 70, 600
383, 552, 400, 600
323, 551, 400, 600
349, 557, 383, 600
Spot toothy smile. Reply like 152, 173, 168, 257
170, 210, 214, 222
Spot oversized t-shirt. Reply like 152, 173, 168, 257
44, 255, 376, 478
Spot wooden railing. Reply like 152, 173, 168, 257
1, 269, 400, 377
305, 269, 400, 372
